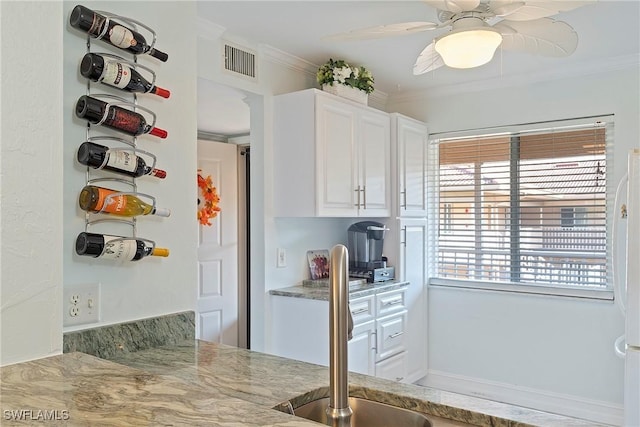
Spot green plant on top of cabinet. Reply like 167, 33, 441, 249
274, 89, 390, 217
391, 114, 429, 218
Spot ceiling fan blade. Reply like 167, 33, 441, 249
323, 21, 439, 41
490, 1, 526, 17
423, 0, 480, 13
490, 1, 595, 22
495, 18, 578, 57
413, 42, 446, 75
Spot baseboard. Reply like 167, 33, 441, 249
423, 370, 623, 426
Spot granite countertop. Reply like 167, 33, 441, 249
269, 279, 410, 301
1, 340, 610, 427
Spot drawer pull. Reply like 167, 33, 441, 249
389, 331, 404, 339
383, 299, 402, 307
351, 307, 368, 315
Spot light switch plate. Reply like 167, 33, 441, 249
277, 248, 287, 268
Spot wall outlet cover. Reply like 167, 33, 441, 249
63, 283, 101, 327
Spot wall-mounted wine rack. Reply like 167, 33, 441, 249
71, 5, 170, 262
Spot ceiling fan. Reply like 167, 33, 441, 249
325, 0, 595, 74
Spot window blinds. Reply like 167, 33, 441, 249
429, 119, 612, 289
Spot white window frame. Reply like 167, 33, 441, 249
427, 116, 615, 301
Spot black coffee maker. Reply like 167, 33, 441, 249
347, 221, 395, 283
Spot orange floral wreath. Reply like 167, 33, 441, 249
197, 170, 221, 226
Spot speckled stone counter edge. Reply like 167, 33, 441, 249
63, 311, 195, 360
270, 280, 410, 301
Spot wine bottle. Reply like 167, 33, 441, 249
79, 185, 170, 217
77, 141, 166, 179
69, 5, 168, 62
80, 53, 170, 99
75, 232, 169, 261
75, 95, 167, 138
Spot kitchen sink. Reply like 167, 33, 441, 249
283, 396, 432, 427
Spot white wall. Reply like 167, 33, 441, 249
1, 1, 198, 365
61, 2, 198, 332
389, 66, 640, 424
1, 1, 64, 366
197, 20, 357, 351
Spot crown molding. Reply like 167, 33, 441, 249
369, 90, 389, 110
197, 17, 226, 41
260, 44, 318, 75
392, 53, 640, 102
261, 44, 390, 109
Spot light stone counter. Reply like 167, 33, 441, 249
112, 340, 610, 427
1, 341, 612, 427
0, 351, 316, 426
269, 279, 410, 301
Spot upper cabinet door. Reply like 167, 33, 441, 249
316, 97, 359, 216
393, 115, 428, 217
360, 110, 391, 217
273, 89, 391, 218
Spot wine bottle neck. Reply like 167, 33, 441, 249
151, 207, 171, 217
151, 247, 170, 257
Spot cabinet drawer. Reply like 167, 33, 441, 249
350, 295, 375, 324
376, 311, 407, 361
375, 288, 407, 317
375, 351, 407, 383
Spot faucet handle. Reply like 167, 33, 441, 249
347, 303, 354, 341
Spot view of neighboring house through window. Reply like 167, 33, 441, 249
429, 118, 612, 293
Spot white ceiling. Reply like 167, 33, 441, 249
196, 0, 640, 136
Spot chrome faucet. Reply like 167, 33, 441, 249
327, 244, 354, 427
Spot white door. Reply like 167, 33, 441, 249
395, 115, 428, 217
399, 219, 428, 382
360, 110, 391, 216
316, 97, 358, 216
197, 140, 238, 346
348, 320, 376, 376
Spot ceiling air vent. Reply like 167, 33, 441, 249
223, 42, 257, 80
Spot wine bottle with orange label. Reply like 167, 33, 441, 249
79, 185, 170, 217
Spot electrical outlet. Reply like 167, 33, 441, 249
63, 283, 101, 327
277, 248, 287, 268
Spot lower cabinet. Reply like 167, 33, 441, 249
348, 319, 376, 376
271, 286, 411, 383
375, 351, 408, 382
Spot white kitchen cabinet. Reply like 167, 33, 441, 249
375, 351, 408, 383
269, 285, 410, 382
397, 219, 428, 383
391, 113, 429, 218
348, 319, 376, 376
375, 311, 407, 362
274, 89, 390, 217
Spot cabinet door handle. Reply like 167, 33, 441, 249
400, 190, 407, 209
361, 186, 366, 209
383, 299, 402, 307
400, 227, 407, 246
389, 331, 404, 339
351, 307, 368, 315
354, 186, 361, 207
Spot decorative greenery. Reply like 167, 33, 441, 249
197, 170, 221, 226
317, 58, 375, 94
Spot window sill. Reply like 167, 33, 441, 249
429, 278, 614, 301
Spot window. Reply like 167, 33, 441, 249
428, 118, 613, 296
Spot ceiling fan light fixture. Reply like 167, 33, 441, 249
434, 27, 502, 69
